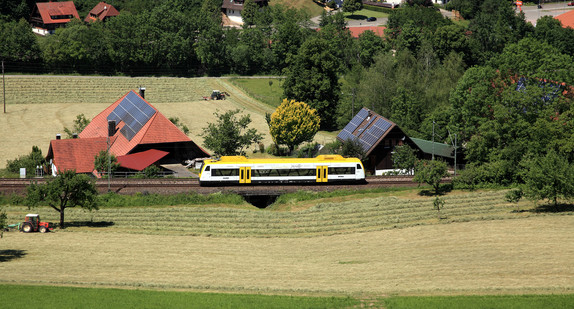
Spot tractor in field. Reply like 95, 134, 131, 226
18, 214, 53, 233
202, 90, 229, 100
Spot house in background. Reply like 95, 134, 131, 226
84, 2, 120, 23
221, 0, 269, 26
337, 108, 456, 175
46, 90, 210, 177
30, 1, 80, 35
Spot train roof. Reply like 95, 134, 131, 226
204, 155, 361, 165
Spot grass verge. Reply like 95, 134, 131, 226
0, 284, 358, 309
384, 294, 574, 309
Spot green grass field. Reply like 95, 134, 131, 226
0, 285, 572, 308
0, 285, 358, 309
229, 77, 285, 108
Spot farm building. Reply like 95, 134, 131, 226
30, 1, 80, 35
46, 90, 209, 177
337, 108, 456, 175
84, 2, 120, 23
221, 0, 269, 26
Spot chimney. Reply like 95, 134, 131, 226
56, 134, 61, 140
72, 133, 78, 139
108, 120, 116, 137
139, 87, 146, 99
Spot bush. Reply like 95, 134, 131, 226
6, 146, 45, 177
297, 143, 321, 158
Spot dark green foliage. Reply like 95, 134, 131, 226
342, 0, 363, 15
340, 138, 366, 161
201, 109, 263, 156
413, 160, 448, 194
283, 36, 341, 130
26, 170, 98, 228
93, 150, 120, 176
505, 188, 523, 211
241, 0, 258, 27
520, 150, 574, 207
142, 165, 161, 179
64, 114, 90, 138
0, 19, 41, 62
392, 145, 418, 175
6, 146, 45, 178
296, 142, 320, 158
0, 207, 6, 229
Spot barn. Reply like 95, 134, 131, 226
46, 90, 209, 177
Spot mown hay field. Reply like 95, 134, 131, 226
0, 76, 336, 168
1, 190, 573, 295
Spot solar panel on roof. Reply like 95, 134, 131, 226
107, 92, 157, 141
337, 108, 371, 141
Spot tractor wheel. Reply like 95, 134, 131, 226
21, 223, 33, 233
39, 226, 47, 233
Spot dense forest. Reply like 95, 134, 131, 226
1, 0, 574, 187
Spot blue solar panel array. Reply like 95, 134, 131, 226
337, 109, 369, 142
337, 108, 394, 153
107, 91, 156, 141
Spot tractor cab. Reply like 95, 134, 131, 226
210, 90, 226, 100
20, 214, 53, 233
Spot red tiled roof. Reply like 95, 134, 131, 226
35, 1, 80, 25
556, 10, 574, 29
46, 137, 107, 174
348, 26, 386, 38
117, 149, 169, 171
84, 2, 120, 23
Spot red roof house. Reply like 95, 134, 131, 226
30, 1, 80, 35
348, 26, 386, 38
84, 2, 120, 23
556, 10, 574, 29
46, 90, 210, 176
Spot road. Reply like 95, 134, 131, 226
517, 1, 574, 25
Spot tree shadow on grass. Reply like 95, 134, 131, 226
64, 221, 115, 228
0, 249, 27, 262
418, 184, 453, 196
346, 14, 368, 20
530, 203, 574, 213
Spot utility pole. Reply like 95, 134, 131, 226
432, 121, 435, 160
2, 61, 5, 114
454, 133, 457, 176
351, 87, 356, 116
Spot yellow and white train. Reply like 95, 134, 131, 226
198, 155, 365, 186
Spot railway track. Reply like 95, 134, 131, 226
0, 176, 428, 196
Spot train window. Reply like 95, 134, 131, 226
205, 166, 211, 172
298, 169, 316, 176
212, 168, 239, 177
329, 167, 355, 175
253, 169, 270, 177
356, 164, 362, 170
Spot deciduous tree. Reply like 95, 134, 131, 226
202, 109, 263, 156
269, 99, 320, 153
94, 150, 120, 177
64, 114, 90, 138
413, 159, 448, 194
342, 0, 362, 15
26, 170, 99, 229
392, 144, 418, 175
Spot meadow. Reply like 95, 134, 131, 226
1, 189, 573, 298
0, 76, 335, 168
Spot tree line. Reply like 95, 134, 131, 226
2, 0, 574, 200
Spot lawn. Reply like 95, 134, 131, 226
229, 77, 285, 108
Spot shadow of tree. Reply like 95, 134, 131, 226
418, 184, 452, 196
346, 14, 368, 20
0, 249, 27, 262
531, 203, 574, 213
64, 221, 115, 228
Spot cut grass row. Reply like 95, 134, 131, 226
3, 189, 563, 237
1, 284, 573, 309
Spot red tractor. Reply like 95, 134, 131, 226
19, 214, 53, 233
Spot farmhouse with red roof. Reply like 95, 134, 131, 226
30, 1, 80, 35
84, 2, 120, 23
46, 90, 210, 177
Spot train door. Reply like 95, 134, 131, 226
316, 166, 328, 183
239, 167, 252, 184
